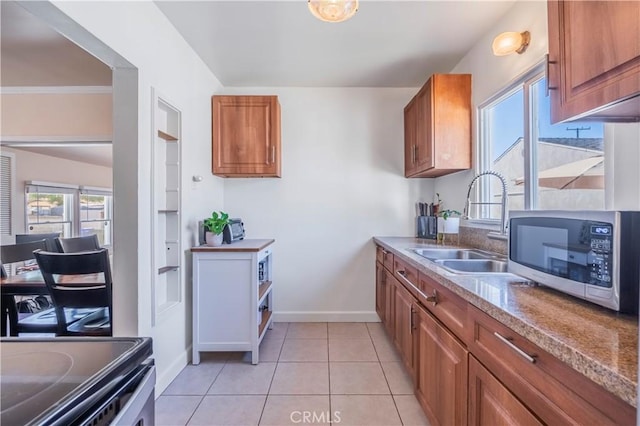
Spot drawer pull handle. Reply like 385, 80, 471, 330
396, 270, 417, 290
425, 289, 438, 306
494, 332, 537, 364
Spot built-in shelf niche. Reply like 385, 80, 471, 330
152, 88, 182, 324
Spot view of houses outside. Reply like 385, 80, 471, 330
477, 75, 604, 220
27, 192, 112, 245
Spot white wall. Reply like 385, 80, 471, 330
605, 123, 640, 210
0, 147, 112, 240
48, 0, 225, 393
223, 87, 432, 321
435, 0, 549, 216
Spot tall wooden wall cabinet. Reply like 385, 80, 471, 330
151, 89, 182, 323
212, 95, 281, 177
547, 0, 640, 123
404, 74, 471, 178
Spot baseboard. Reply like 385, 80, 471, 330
273, 311, 381, 322
154, 344, 192, 397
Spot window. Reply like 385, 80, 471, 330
25, 183, 113, 246
1, 154, 13, 235
26, 184, 74, 237
477, 65, 604, 220
80, 187, 113, 246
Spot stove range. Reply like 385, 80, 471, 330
1, 337, 154, 426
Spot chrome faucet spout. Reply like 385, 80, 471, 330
464, 170, 509, 235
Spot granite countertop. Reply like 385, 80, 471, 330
373, 236, 638, 407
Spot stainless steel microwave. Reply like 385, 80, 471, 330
508, 210, 640, 313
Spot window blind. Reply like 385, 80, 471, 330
0, 155, 11, 235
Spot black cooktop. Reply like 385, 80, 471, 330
1, 337, 152, 426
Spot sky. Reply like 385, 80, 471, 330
491, 77, 604, 162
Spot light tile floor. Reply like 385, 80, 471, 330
156, 322, 430, 426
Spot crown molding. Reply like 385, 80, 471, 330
0, 86, 112, 95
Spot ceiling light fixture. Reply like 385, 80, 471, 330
308, 0, 359, 23
492, 31, 530, 56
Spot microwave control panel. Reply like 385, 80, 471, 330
588, 223, 613, 286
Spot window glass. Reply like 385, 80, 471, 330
532, 77, 604, 210
26, 190, 73, 237
80, 193, 113, 246
478, 66, 605, 221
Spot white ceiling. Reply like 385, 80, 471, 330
155, 0, 516, 87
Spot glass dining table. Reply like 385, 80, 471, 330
1, 270, 104, 336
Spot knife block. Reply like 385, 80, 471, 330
417, 216, 438, 239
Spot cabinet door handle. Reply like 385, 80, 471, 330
546, 54, 557, 97
409, 307, 414, 335
494, 332, 537, 363
396, 270, 416, 290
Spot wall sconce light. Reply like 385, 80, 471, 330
492, 31, 530, 56
308, 0, 359, 23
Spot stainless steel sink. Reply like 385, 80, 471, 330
413, 248, 497, 261
434, 259, 509, 274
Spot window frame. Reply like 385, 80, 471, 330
24, 181, 112, 246
475, 60, 605, 223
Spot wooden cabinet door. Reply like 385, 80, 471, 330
414, 303, 468, 426
415, 82, 433, 171
375, 262, 385, 323
404, 98, 418, 177
404, 74, 471, 178
548, 1, 640, 122
384, 269, 396, 337
212, 95, 281, 177
469, 355, 542, 426
393, 279, 414, 375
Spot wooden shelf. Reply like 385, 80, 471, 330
158, 265, 179, 274
258, 280, 273, 302
258, 310, 272, 338
158, 130, 178, 141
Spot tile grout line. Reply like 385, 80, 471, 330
327, 322, 333, 426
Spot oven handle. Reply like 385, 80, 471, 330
111, 363, 156, 425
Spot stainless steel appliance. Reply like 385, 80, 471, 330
508, 210, 640, 313
223, 218, 245, 243
1, 337, 154, 425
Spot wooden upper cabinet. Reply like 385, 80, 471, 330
404, 74, 471, 178
212, 95, 281, 177
547, 1, 640, 123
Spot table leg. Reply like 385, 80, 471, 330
1, 295, 19, 337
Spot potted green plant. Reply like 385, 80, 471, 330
438, 209, 462, 234
203, 211, 229, 246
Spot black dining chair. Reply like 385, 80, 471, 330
33, 249, 112, 336
0, 240, 62, 335
56, 234, 101, 253
15, 233, 61, 252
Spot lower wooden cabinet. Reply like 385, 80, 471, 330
414, 302, 468, 426
393, 278, 415, 376
383, 269, 395, 337
375, 261, 385, 323
469, 355, 542, 426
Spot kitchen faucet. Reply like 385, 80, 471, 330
463, 170, 509, 236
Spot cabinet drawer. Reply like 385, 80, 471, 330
393, 257, 419, 296
379, 247, 394, 271
468, 305, 635, 425
418, 272, 468, 342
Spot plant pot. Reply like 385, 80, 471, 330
206, 232, 224, 247
443, 217, 460, 234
